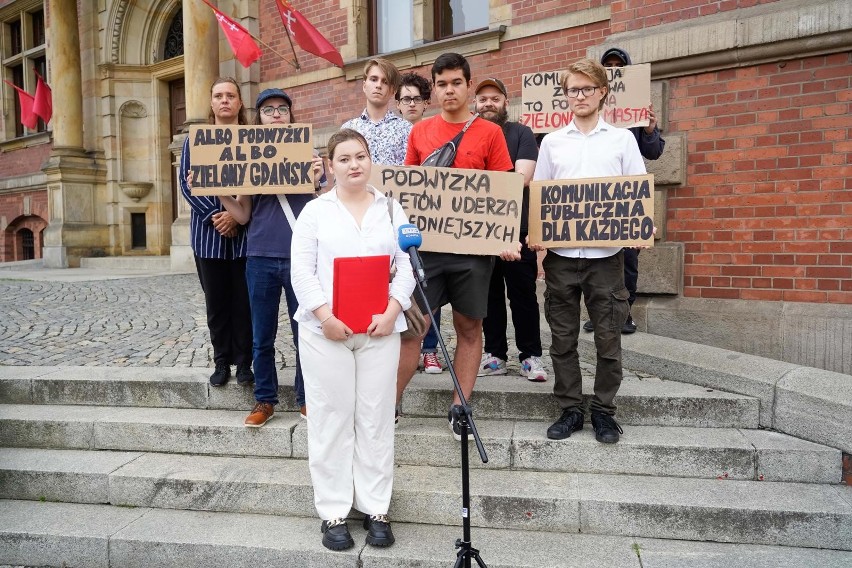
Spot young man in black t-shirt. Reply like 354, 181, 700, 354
473, 77, 547, 382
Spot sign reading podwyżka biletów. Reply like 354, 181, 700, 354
371, 165, 525, 256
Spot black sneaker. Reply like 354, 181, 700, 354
363, 514, 395, 547
321, 518, 354, 551
448, 404, 463, 441
235, 364, 254, 385
622, 314, 637, 335
546, 409, 584, 440
209, 363, 231, 387
582, 320, 594, 332
591, 412, 623, 444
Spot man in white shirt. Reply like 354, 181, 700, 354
533, 59, 647, 444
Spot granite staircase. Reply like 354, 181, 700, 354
1, 358, 851, 567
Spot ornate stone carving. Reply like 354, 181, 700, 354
119, 100, 147, 118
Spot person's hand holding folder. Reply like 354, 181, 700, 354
333, 255, 392, 336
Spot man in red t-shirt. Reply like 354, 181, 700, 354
396, 52, 513, 441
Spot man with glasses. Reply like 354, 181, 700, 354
342, 58, 411, 166
394, 72, 446, 375
533, 59, 646, 445
581, 47, 666, 336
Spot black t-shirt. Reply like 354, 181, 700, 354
502, 122, 539, 235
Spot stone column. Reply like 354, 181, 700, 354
42, 0, 105, 267
170, 0, 220, 271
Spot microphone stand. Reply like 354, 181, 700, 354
408, 251, 489, 568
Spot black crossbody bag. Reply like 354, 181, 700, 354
420, 113, 479, 167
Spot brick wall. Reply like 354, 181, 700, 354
0, 143, 51, 178
0, 189, 48, 262
609, 0, 781, 33
268, 22, 609, 130
666, 53, 852, 304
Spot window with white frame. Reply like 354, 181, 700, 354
369, 0, 488, 56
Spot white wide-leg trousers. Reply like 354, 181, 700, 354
299, 328, 400, 520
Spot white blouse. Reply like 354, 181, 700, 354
291, 185, 416, 335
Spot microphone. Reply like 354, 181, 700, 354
397, 224, 426, 284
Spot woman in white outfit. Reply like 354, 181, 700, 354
290, 128, 415, 551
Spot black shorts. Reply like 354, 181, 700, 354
417, 252, 494, 319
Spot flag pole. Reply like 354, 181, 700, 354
197, 0, 298, 69
280, 16, 302, 70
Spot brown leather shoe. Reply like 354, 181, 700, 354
244, 402, 274, 427
299, 405, 307, 420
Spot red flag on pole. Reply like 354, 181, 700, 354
275, 0, 344, 68
3, 80, 37, 129
201, 0, 262, 68
33, 71, 52, 124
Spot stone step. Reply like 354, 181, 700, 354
79, 256, 172, 270
1, 448, 850, 550
0, 366, 761, 427
0, 404, 839, 483
5, 500, 852, 568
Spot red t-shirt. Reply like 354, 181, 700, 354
405, 114, 513, 172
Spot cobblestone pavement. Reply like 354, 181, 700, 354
0, 273, 638, 380
0, 274, 464, 371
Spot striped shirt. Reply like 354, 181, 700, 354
179, 137, 247, 259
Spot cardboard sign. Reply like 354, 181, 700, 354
520, 64, 651, 133
528, 174, 655, 248
188, 124, 314, 195
370, 165, 525, 256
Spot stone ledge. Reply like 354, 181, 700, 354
775, 367, 852, 455
578, 331, 852, 453
592, 0, 852, 78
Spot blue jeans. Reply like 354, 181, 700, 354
421, 308, 441, 352
245, 256, 304, 407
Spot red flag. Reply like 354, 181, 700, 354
275, 0, 344, 68
201, 0, 262, 68
33, 71, 52, 124
4, 80, 37, 129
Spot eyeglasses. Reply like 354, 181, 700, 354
399, 96, 425, 105
565, 86, 600, 98
260, 105, 290, 115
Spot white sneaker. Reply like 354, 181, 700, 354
520, 356, 548, 382
477, 353, 507, 376
422, 352, 443, 374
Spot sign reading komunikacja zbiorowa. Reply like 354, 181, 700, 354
528, 174, 655, 248
370, 165, 525, 256
520, 63, 651, 133
188, 124, 315, 195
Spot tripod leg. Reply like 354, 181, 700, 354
471, 548, 488, 568
453, 549, 466, 568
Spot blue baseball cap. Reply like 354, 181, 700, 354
256, 88, 292, 108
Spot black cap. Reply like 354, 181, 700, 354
600, 48, 632, 66
256, 88, 292, 108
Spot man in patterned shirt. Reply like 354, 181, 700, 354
341, 58, 412, 166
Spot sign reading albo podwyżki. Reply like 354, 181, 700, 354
520, 63, 651, 133
528, 174, 655, 248
188, 124, 315, 195
370, 165, 525, 256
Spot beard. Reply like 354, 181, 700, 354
479, 106, 509, 126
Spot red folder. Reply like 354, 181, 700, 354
332, 255, 391, 334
